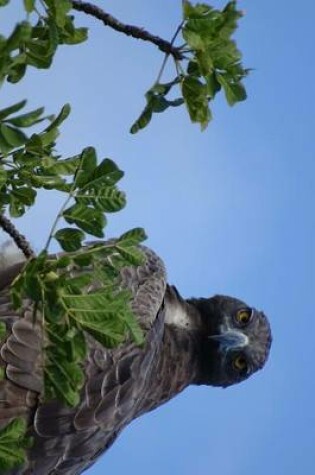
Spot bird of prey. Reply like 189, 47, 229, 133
0, 243, 272, 474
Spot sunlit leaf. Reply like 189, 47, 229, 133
75, 147, 97, 188
118, 227, 147, 246
216, 73, 247, 105
181, 75, 211, 129
115, 244, 145, 266
55, 228, 85, 252
6, 107, 45, 127
76, 186, 126, 213
63, 203, 105, 237
5, 22, 32, 53
0, 100, 27, 120
45, 103, 70, 132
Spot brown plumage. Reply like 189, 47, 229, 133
0, 245, 272, 474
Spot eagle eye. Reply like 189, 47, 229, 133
232, 354, 249, 375
235, 308, 252, 327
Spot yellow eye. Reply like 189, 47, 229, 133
235, 308, 252, 326
232, 355, 248, 374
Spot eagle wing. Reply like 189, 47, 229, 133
0, 245, 167, 475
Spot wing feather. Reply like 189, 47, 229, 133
0, 243, 167, 474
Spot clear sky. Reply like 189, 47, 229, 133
1, 1, 315, 474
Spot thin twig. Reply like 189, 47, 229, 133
155, 20, 185, 85
0, 214, 35, 258
71, 0, 185, 60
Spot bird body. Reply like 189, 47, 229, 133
0, 243, 272, 474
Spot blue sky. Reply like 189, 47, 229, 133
1, 1, 315, 474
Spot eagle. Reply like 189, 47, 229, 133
0, 243, 272, 474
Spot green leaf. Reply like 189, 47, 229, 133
123, 309, 144, 346
45, 103, 71, 132
62, 26, 88, 45
206, 72, 221, 98
0, 124, 27, 147
0, 0, 10, 7
45, 357, 83, 407
24, 271, 43, 301
51, 0, 72, 28
7, 62, 27, 83
39, 127, 59, 146
5, 22, 32, 52
131, 78, 183, 134
0, 100, 26, 120
92, 158, 124, 186
181, 75, 211, 129
0, 134, 11, 154
54, 228, 85, 252
67, 328, 87, 362
26, 49, 53, 69
0, 168, 8, 189
43, 155, 81, 175
183, 0, 212, 19
14, 252, 47, 301
63, 203, 105, 237
6, 107, 45, 127
216, 73, 247, 105
75, 147, 97, 188
0, 418, 28, 471
182, 28, 205, 50
0, 321, 6, 340
130, 105, 152, 134
118, 227, 147, 245
77, 186, 126, 213
11, 187, 36, 206
0, 418, 26, 443
23, 0, 35, 13
65, 274, 94, 293
54, 255, 72, 269
9, 195, 25, 217
115, 244, 145, 266
30, 175, 67, 190
60, 291, 127, 347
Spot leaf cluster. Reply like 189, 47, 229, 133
12, 229, 146, 407
0, 418, 32, 471
0, 0, 87, 85
0, 99, 147, 465
131, 1, 249, 132
0, 100, 71, 216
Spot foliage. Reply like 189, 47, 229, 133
0, 418, 32, 471
0, 98, 146, 408
131, 1, 249, 133
0, 0, 87, 85
13, 232, 146, 407
0, 0, 249, 469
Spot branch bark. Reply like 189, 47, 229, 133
71, 0, 185, 60
0, 214, 35, 259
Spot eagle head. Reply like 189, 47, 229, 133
190, 295, 272, 388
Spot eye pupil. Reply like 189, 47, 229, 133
233, 355, 248, 374
236, 309, 252, 325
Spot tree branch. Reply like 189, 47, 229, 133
71, 0, 185, 60
0, 214, 35, 259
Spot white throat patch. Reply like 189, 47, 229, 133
164, 302, 198, 330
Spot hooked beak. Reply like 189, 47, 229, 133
209, 329, 249, 352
